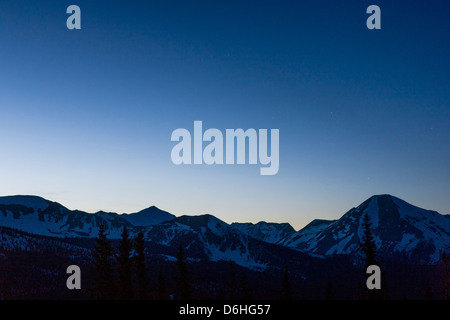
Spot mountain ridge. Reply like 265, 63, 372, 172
0, 194, 449, 266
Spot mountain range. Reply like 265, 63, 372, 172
0, 194, 449, 268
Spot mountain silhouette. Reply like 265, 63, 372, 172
0, 194, 448, 265
120, 206, 175, 226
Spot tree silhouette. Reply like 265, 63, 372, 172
175, 245, 192, 299
134, 231, 150, 300
280, 265, 293, 300
117, 226, 134, 299
441, 251, 450, 299
360, 214, 382, 300
423, 281, 434, 300
92, 224, 116, 299
156, 263, 167, 300
325, 279, 336, 300
228, 260, 237, 300
238, 274, 251, 300
360, 214, 378, 268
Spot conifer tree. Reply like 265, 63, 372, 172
134, 231, 150, 299
360, 214, 378, 268
228, 260, 237, 300
175, 244, 192, 299
92, 224, 116, 299
156, 263, 167, 300
360, 214, 381, 300
423, 281, 434, 300
280, 265, 293, 300
117, 226, 134, 299
238, 274, 251, 300
441, 251, 450, 299
325, 279, 336, 300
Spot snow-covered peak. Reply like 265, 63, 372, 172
283, 194, 450, 263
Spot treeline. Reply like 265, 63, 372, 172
89, 216, 450, 300
90, 224, 210, 299
91, 225, 155, 299
89, 225, 298, 300
88, 215, 381, 300
1, 217, 448, 300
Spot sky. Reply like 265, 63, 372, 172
0, 0, 449, 230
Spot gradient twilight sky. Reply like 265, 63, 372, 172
0, 1, 449, 230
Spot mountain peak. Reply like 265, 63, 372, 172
0, 195, 50, 210
174, 214, 227, 229
371, 194, 408, 203
360, 194, 395, 206
120, 205, 175, 226
134, 205, 166, 214
284, 194, 450, 263
372, 193, 394, 198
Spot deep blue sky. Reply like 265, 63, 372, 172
0, 1, 449, 229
